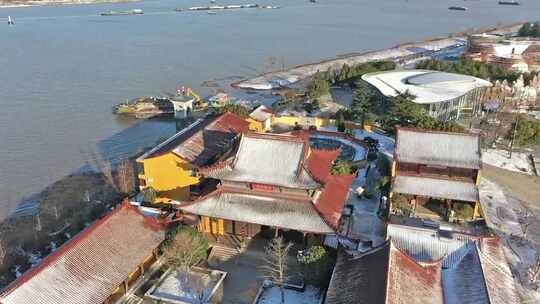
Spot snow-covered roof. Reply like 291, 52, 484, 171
361, 69, 492, 104
396, 128, 481, 169
328, 224, 519, 304
249, 105, 274, 122
204, 133, 320, 189
179, 190, 334, 234
137, 112, 249, 166
325, 241, 444, 304
0, 201, 165, 304
387, 224, 475, 268
493, 42, 530, 57
387, 224, 519, 304
392, 175, 479, 202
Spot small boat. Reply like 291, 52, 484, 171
207, 11, 217, 15
100, 9, 143, 16
189, 6, 211, 11
310, 0, 317, 3
498, 1, 519, 5
7, 16, 14, 25
261, 5, 280, 9
448, 6, 467, 11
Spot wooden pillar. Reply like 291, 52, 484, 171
473, 201, 482, 219
123, 279, 128, 294
274, 227, 279, 238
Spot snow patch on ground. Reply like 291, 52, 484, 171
149, 269, 221, 303
342, 164, 386, 248
257, 286, 322, 304
479, 179, 540, 302
482, 149, 533, 175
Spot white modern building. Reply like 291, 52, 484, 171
362, 70, 492, 121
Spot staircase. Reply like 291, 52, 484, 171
121, 293, 144, 304
208, 244, 241, 267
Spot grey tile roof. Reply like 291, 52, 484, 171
387, 224, 475, 268
396, 128, 481, 169
179, 191, 334, 234
443, 244, 490, 304
392, 175, 479, 202
325, 241, 445, 304
325, 244, 390, 304
205, 134, 320, 189
387, 224, 520, 304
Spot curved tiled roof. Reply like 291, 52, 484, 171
0, 201, 165, 304
395, 127, 482, 169
179, 189, 334, 234
325, 241, 444, 304
205, 133, 320, 189
137, 112, 249, 166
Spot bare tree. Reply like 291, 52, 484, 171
260, 236, 293, 304
162, 227, 210, 303
117, 159, 135, 195
0, 237, 6, 268
162, 227, 209, 274
528, 253, 540, 289
189, 273, 208, 304
520, 208, 532, 242
85, 149, 118, 191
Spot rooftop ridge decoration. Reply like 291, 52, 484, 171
396, 125, 481, 138
177, 188, 335, 234
0, 200, 166, 304
204, 132, 321, 189
137, 112, 249, 166
395, 126, 482, 170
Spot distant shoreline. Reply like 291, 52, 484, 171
0, 0, 139, 9
232, 22, 524, 90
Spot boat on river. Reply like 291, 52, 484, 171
100, 9, 144, 16
448, 6, 467, 11
498, 1, 519, 5
7, 16, 14, 25
186, 4, 258, 11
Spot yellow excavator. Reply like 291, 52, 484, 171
183, 87, 208, 111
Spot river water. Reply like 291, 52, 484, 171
0, 0, 539, 219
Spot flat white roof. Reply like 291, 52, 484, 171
362, 70, 492, 104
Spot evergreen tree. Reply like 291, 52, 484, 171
351, 80, 377, 126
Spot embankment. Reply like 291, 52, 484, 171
232, 23, 523, 90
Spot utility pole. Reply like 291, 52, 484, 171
509, 113, 520, 159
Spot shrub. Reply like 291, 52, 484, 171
331, 160, 355, 175
513, 116, 540, 146
392, 193, 412, 217
307, 74, 330, 99
218, 103, 251, 118
453, 203, 475, 220
298, 245, 334, 287
162, 226, 209, 272
142, 187, 158, 203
